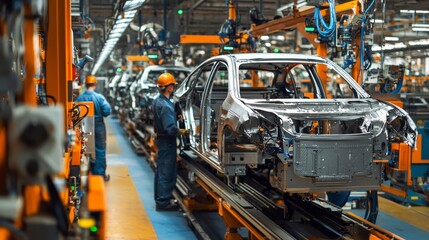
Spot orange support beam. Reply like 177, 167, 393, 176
228, 0, 236, 21
316, 44, 328, 90
126, 55, 150, 61
411, 135, 425, 164
0, 126, 5, 195
87, 175, 106, 239
381, 184, 407, 199
21, 5, 39, 106
250, 0, 359, 37
46, 0, 73, 132
180, 35, 223, 44
346, 212, 405, 240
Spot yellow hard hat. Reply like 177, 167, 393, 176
85, 75, 97, 84
157, 73, 177, 87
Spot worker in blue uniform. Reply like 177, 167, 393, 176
76, 75, 112, 181
153, 73, 187, 211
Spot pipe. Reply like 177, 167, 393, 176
163, 0, 167, 30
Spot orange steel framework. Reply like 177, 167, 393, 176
250, 0, 362, 87
0, 0, 106, 239
192, 166, 405, 240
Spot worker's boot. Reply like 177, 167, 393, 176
104, 174, 110, 182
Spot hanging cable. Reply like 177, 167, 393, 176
314, 0, 336, 38
360, 0, 376, 83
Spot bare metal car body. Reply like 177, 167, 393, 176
175, 53, 417, 193
132, 65, 190, 126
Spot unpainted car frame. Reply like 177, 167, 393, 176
130, 65, 191, 127
175, 53, 417, 193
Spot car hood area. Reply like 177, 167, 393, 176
239, 98, 418, 148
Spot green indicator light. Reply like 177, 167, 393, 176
274, 48, 279, 53
223, 46, 234, 51
177, 9, 183, 15
116, 67, 122, 72
148, 54, 158, 59
305, 27, 315, 32
71, 186, 75, 191
220, 72, 226, 77
90, 226, 98, 232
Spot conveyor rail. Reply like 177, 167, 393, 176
179, 149, 405, 240
180, 150, 296, 239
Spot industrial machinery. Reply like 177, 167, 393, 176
379, 93, 429, 206
0, 1, 106, 239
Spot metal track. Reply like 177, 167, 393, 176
180, 150, 295, 240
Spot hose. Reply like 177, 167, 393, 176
314, 0, 336, 38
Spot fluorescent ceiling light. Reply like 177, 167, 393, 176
371, 19, 384, 23
109, 33, 123, 38
92, 1, 147, 74
400, 10, 415, 13
412, 23, 429, 27
413, 27, 429, 32
92, 13, 140, 74
260, 35, 269, 41
276, 35, 285, 41
416, 10, 429, 14
409, 39, 429, 45
110, 28, 124, 34
106, 38, 119, 43
394, 42, 406, 49
385, 36, 399, 41
124, 10, 137, 18
116, 19, 131, 24
114, 23, 130, 28
123, 0, 146, 11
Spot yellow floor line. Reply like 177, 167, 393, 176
105, 165, 157, 240
106, 119, 122, 155
379, 196, 429, 232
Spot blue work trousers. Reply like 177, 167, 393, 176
154, 137, 177, 208
91, 120, 107, 176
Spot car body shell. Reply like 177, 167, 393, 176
131, 65, 191, 126
175, 53, 417, 193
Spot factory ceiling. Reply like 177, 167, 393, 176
82, 0, 429, 70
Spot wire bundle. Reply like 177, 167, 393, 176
314, 0, 336, 38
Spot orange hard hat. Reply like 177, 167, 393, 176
85, 75, 97, 84
157, 73, 177, 87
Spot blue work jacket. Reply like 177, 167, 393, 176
153, 94, 178, 136
76, 90, 111, 122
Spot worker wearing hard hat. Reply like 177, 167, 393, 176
76, 75, 112, 181
153, 73, 187, 211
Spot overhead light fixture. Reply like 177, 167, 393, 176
416, 10, 429, 14
109, 33, 123, 38
123, 0, 146, 11
371, 19, 384, 24
394, 42, 406, 49
260, 35, 269, 41
412, 23, 429, 28
412, 27, 429, 32
92, 1, 146, 75
385, 36, 399, 41
400, 10, 415, 13
409, 39, 429, 45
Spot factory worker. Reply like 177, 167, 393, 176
76, 75, 112, 181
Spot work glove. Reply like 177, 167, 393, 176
178, 128, 190, 136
